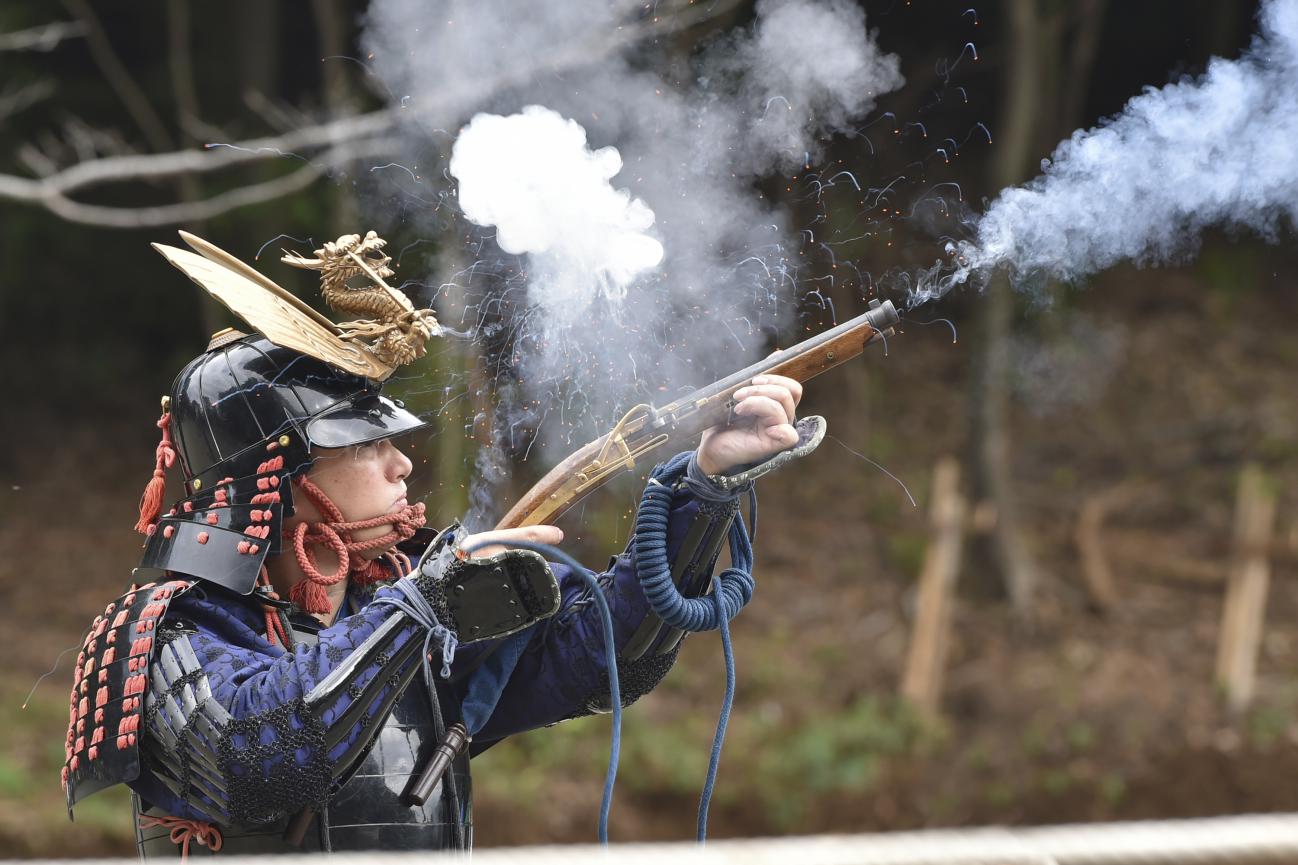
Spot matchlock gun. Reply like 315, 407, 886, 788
496, 298, 900, 529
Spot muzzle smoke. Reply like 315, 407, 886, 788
362, 0, 902, 443
914, 0, 1298, 305
449, 106, 665, 329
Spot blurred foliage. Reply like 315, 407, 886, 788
0, 686, 132, 856
476, 689, 935, 833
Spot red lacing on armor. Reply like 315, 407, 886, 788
287, 475, 425, 614
137, 814, 224, 858
256, 566, 290, 649
134, 408, 177, 534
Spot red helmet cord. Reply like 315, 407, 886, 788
134, 408, 177, 534
288, 475, 425, 614
255, 566, 291, 649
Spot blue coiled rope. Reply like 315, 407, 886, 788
461, 538, 623, 845
460, 452, 754, 845
635, 452, 756, 841
635, 457, 756, 633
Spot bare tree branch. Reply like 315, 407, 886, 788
62, 0, 175, 152
0, 20, 86, 52
0, 81, 55, 124
17, 143, 58, 178
18, 117, 137, 177
0, 0, 745, 228
3, 140, 394, 228
25, 110, 396, 192
243, 90, 316, 135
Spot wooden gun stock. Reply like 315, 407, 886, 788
494, 299, 900, 530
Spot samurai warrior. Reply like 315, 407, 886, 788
59, 231, 825, 855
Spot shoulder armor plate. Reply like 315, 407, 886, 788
62, 579, 192, 814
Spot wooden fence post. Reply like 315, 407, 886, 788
902, 457, 967, 719
1075, 489, 1122, 614
1215, 465, 1277, 714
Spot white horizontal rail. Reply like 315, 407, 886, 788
20, 813, 1298, 865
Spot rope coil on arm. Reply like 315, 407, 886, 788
633, 451, 756, 841
371, 578, 459, 679
634, 452, 756, 632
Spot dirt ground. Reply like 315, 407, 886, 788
4, 250, 1298, 854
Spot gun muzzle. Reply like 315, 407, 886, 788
864, 298, 900, 334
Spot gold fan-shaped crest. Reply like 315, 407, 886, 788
152, 231, 438, 381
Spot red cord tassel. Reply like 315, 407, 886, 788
351, 558, 388, 587
135, 409, 177, 534
289, 579, 331, 615
257, 568, 290, 648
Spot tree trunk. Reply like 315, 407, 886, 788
310, 0, 360, 235
970, 1, 1110, 616
971, 0, 1044, 614
166, 0, 226, 340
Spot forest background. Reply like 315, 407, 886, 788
3, 0, 1298, 856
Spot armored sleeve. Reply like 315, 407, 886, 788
128, 540, 560, 827
467, 426, 826, 745
131, 582, 435, 826
465, 465, 740, 745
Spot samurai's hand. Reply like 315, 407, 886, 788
695, 373, 803, 476
460, 524, 564, 558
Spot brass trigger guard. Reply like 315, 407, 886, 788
576, 404, 669, 493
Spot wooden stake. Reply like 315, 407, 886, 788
902, 457, 967, 719
1076, 492, 1121, 613
1074, 483, 1146, 613
1215, 465, 1277, 714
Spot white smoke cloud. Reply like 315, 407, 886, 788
715, 0, 903, 172
914, 0, 1298, 305
450, 107, 664, 328
362, 0, 903, 443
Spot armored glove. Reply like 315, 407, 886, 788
411, 524, 561, 643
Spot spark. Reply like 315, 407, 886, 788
826, 170, 862, 191
904, 315, 959, 344
759, 95, 792, 120
826, 436, 916, 508
864, 175, 906, 208
370, 162, 422, 183
255, 233, 313, 260
204, 141, 308, 162
22, 646, 79, 709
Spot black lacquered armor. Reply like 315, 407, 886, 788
134, 617, 471, 855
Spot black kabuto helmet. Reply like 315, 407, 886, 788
134, 329, 426, 594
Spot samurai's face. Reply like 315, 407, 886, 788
293, 438, 414, 556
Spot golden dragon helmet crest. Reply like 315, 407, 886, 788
152, 230, 440, 381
